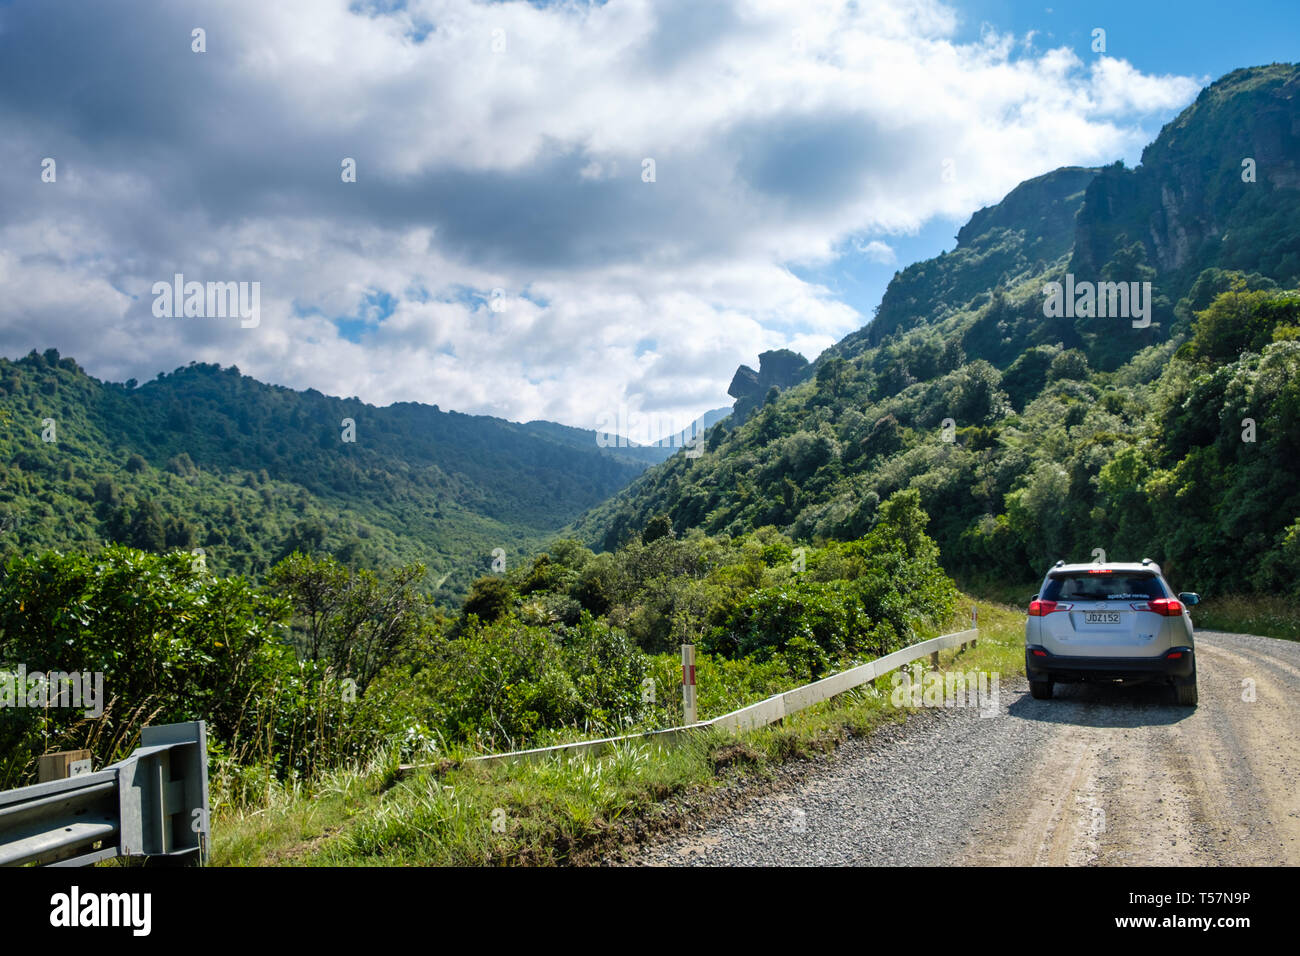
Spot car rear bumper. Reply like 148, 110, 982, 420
1025, 645, 1194, 682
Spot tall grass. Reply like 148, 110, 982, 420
1191, 593, 1300, 642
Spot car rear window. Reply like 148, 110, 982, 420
1042, 572, 1167, 602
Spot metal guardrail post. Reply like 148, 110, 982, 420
0, 720, 209, 867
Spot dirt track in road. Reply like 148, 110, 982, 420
619, 631, 1300, 866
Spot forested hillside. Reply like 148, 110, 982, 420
576, 64, 1300, 598
0, 354, 672, 600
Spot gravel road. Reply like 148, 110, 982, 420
620, 631, 1300, 866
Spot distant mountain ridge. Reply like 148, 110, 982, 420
0, 353, 666, 601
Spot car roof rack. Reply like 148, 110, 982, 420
1054, 559, 1065, 567
1141, 557, 1152, 565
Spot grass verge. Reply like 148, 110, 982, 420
209, 594, 1026, 866
1190, 593, 1300, 642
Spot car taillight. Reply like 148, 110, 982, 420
1147, 598, 1184, 616
1028, 600, 1072, 616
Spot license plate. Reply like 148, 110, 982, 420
1084, 611, 1121, 624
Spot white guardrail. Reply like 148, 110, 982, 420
463, 627, 979, 768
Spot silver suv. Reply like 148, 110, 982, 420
1024, 559, 1200, 706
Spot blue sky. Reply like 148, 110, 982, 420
0, 0, 1293, 430
794, 0, 1300, 333
955, 0, 1300, 78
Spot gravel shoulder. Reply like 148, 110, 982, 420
617, 631, 1300, 866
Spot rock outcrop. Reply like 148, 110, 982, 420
727, 348, 809, 422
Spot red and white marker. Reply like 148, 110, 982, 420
681, 644, 697, 725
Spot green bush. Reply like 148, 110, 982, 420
0, 547, 291, 786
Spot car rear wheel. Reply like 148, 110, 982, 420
1029, 679, 1053, 700
1174, 666, 1198, 707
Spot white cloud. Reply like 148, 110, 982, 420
1087, 57, 1207, 115
856, 240, 898, 265
0, 0, 1202, 428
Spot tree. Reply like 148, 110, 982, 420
268, 552, 429, 692
1006, 463, 1072, 567
126, 499, 166, 552
267, 552, 350, 662
815, 356, 848, 398
462, 575, 514, 624
947, 359, 1006, 425
92, 477, 119, 506
1002, 344, 1060, 411
860, 415, 903, 462
1182, 286, 1300, 362
165, 452, 197, 477
877, 488, 931, 560
642, 514, 673, 544
277, 520, 327, 560
164, 516, 197, 550
1048, 348, 1090, 382
573, 554, 615, 616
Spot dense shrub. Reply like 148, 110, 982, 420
0, 490, 962, 789
0, 548, 292, 786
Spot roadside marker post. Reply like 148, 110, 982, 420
681, 644, 697, 725
972, 605, 978, 647
38, 750, 92, 783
